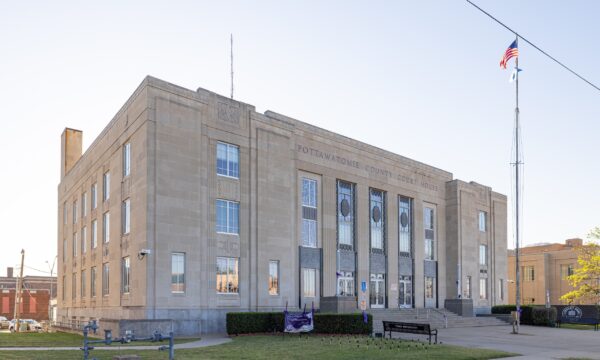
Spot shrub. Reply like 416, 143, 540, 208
226, 312, 372, 335
491, 305, 534, 325
532, 307, 557, 327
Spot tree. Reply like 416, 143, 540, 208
560, 227, 600, 305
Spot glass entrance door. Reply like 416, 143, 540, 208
370, 273, 385, 308
398, 276, 412, 308
425, 276, 436, 308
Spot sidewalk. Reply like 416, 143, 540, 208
0, 333, 231, 351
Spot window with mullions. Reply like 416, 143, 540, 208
424, 207, 435, 260
523, 266, 535, 282
123, 142, 131, 177
301, 178, 318, 247
370, 189, 385, 251
337, 180, 354, 248
478, 211, 487, 232
216, 142, 239, 178
479, 278, 487, 299
102, 263, 110, 296
560, 264, 574, 280
303, 268, 316, 297
216, 257, 239, 293
72, 273, 77, 299
216, 200, 239, 234
122, 257, 130, 294
90, 267, 96, 298
479, 244, 487, 266
171, 253, 185, 293
399, 196, 412, 257
337, 271, 355, 296
269, 260, 279, 295
81, 270, 86, 298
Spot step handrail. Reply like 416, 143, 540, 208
429, 308, 448, 328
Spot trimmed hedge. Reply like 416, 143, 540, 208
532, 307, 557, 327
226, 312, 372, 335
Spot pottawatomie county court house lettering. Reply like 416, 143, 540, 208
57, 76, 507, 335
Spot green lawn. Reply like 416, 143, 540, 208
0, 334, 516, 359
0, 331, 198, 347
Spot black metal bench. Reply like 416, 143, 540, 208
556, 317, 599, 331
382, 321, 438, 344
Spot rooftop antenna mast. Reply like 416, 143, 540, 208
230, 33, 234, 99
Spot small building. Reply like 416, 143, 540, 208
57, 76, 507, 335
507, 238, 591, 305
0, 267, 57, 321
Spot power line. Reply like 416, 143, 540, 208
466, 0, 600, 93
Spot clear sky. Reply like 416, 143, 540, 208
1, 1, 598, 276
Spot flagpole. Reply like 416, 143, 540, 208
514, 35, 521, 334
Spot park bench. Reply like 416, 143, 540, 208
556, 317, 599, 331
382, 321, 438, 344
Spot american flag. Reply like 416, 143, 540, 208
500, 40, 519, 69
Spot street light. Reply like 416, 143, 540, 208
46, 256, 57, 326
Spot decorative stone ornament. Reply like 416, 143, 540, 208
400, 212, 409, 227
340, 199, 350, 217
372, 206, 381, 223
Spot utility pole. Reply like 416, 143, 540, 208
15, 249, 25, 333
46, 256, 57, 327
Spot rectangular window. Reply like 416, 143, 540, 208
62, 275, 66, 301
72, 273, 77, 299
523, 266, 535, 282
171, 253, 185, 293
425, 277, 434, 299
103, 212, 110, 243
62, 239, 67, 263
82, 192, 87, 218
122, 199, 131, 235
122, 257, 130, 294
81, 270, 86, 298
91, 183, 97, 209
499, 279, 504, 300
301, 178, 318, 247
216, 142, 239, 178
103, 172, 110, 201
63, 202, 67, 225
465, 275, 472, 299
216, 257, 239, 293
560, 264, 574, 280
424, 207, 435, 260
337, 271, 355, 296
268, 260, 279, 295
479, 244, 487, 266
91, 220, 97, 249
123, 142, 131, 177
72, 232, 77, 258
479, 278, 487, 299
337, 180, 354, 247
399, 196, 412, 256
370, 189, 385, 251
216, 200, 239, 234
90, 267, 96, 298
81, 226, 87, 254
303, 268, 316, 297
478, 211, 487, 232
102, 263, 110, 296
73, 200, 78, 224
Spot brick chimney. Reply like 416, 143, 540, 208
61, 128, 83, 179
566, 238, 583, 247
7, 267, 13, 278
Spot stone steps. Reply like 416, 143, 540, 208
369, 309, 507, 332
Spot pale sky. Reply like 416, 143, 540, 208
1, 0, 598, 276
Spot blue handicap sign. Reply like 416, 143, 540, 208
361, 281, 367, 293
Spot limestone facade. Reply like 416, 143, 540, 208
57, 76, 507, 334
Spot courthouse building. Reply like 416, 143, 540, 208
57, 76, 507, 334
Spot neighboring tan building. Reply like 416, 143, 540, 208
0, 267, 57, 321
57, 76, 507, 335
507, 238, 591, 306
